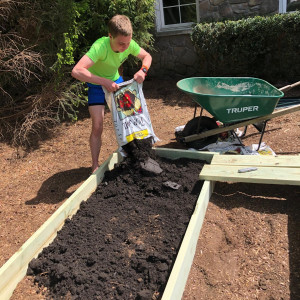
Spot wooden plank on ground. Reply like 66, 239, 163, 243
184, 104, 300, 142
200, 164, 300, 185
210, 155, 300, 168
162, 181, 215, 300
153, 148, 216, 163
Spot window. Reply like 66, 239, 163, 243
279, 0, 300, 13
155, 0, 198, 33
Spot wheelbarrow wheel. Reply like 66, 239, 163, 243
181, 116, 219, 149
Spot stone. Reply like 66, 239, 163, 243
211, 0, 225, 5
174, 63, 187, 75
229, 0, 247, 3
181, 49, 198, 66
163, 181, 181, 190
219, 3, 234, 17
140, 158, 163, 176
170, 35, 187, 47
136, 289, 152, 300
156, 37, 170, 51
199, 0, 211, 14
249, 0, 261, 7
173, 46, 187, 58
231, 3, 248, 13
250, 5, 260, 12
260, 0, 278, 14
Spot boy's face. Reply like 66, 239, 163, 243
109, 33, 132, 53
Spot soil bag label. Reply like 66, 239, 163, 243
104, 79, 159, 147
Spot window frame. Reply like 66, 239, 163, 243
155, 0, 199, 33
279, 0, 288, 13
155, 1, 297, 35
279, 0, 298, 13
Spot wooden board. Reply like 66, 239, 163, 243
184, 104, 300, 142
154, 147, 216, 163
162, 181, 215, 300
210, 154, 300, 168
200, 164, 300, 185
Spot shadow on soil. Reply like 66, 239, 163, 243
211, 182, 300, 300
26, 167, 90, 205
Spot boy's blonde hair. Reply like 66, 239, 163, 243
108, 15, 133, 37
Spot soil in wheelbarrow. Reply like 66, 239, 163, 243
26, 139, 206, 299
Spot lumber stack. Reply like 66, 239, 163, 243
200, 155, 300, 186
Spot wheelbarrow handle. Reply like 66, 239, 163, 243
279, 81, 300, 92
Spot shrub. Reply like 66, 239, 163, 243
48, 0, 156, 74
0, 0, 156, 148
191, 12, 300, 82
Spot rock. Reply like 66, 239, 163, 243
163, 181, 181, 190
140, 157, 163, 175
136, 289, 153, 300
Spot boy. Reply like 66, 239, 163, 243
71, 15, 152, 173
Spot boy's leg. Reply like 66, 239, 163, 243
86, 76, 123, 172
88, 105, 105, 173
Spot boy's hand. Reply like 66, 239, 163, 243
134, 70, 146, 84
102, 79, 120, 92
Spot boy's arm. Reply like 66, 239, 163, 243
71, 55, 120, 92
134, 48, 152, 84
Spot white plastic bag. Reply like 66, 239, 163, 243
104, 79, 159, 148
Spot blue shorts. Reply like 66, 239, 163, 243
87, 76, 124, 106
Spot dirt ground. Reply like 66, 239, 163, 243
1, 78, 300, 299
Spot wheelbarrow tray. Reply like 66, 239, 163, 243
177, 77, 284, 124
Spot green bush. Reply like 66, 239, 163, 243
191, 12, 300, 82
16, 0, 155, 78
51, 0, 156, 74
0, 0, 156, 148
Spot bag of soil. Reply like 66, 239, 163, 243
104, 79, 159, 149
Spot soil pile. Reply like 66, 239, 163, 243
121, 138, 163, 176
27, 150, 205, 299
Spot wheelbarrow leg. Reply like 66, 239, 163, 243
256, 120, 268, 151
193, 104, 203, 119
193, 104, 197, 118
231, 120, 268, 151
231, 129, 245, 147
193, 104, 205, 134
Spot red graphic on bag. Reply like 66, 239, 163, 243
118, 91, 135, 111
116, 89, 142, 117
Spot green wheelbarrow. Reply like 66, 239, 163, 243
176, 77, 300, 149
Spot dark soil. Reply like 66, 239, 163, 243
27, 148, 205, 299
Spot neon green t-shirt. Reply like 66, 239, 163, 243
86, 37, 141, 82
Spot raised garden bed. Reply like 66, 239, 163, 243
0, 149, 214, 300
